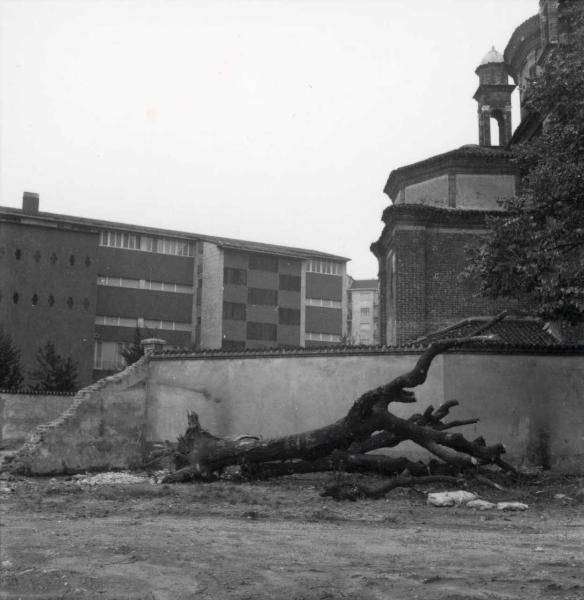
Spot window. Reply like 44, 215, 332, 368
279, 274, 301, 291
360, 307, 370, 317
249, 254, 278, 272
247, 322, 277, 341
96, 276, 192, 294
95, 315, 138, 328
306, 298, 342, 309
224, 267, 247, 285
100, 231, 194, 256
144, 319, 192, 332
306, 260, 342, 275
99, 230, 141, 250
248, 287, 278, 306
94, 341, 124, 371
223, 302, 246, 321
278, 308, 300, 326
305, 332, 341, 343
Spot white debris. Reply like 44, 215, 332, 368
466, 499, 496, 511
75, 472, 149, 486
427, 490, 477, 507
497, 502, 529, 511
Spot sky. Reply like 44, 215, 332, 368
0, 0, 537, 278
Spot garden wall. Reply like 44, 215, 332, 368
146, 349, 584, 472
6, 348, 583, 475
0, 392, 75, 448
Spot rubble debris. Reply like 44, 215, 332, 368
427, 491, 477, 507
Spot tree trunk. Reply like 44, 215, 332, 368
162, 313, 514, 484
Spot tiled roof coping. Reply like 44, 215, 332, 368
149, 343, 584, 361
0, 389, 77, 396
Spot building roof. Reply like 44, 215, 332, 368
407, 317, 563, 349
504, 15, 540, 81
384, 144, 515, 200
0, 204, 349, 262
479, 46, 504, 65
349, 279, 378, 290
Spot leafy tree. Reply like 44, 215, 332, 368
30, 340, 79, 392
120, 327, 144, 367
0, 328, 23, 390
467, 7, 584, 323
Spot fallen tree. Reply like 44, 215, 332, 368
161, 313, 516, 496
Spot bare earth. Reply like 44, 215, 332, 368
1, 474, 582, 600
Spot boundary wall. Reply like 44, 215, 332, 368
1, 391, 75, 448
4, 347, 583, 475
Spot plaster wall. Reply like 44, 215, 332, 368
146, 351, 584, 472
0, 393, 74, 447
443, 353, 584, 471
455, 174, 515, 209
146, 353, 442, 444
404, 176, 449, 207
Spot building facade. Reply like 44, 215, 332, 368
346, 279, 379, 345
0, 196, 348, 387
372, 0, 581, 345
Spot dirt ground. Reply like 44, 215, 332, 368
1, 472, 582, 600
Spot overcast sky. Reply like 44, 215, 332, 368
0, 0, 536, 277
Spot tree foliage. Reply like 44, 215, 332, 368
30, 340, 79, 392
467, 8, 584, 323
120, 327, 144, 367
0, 328, 23, 390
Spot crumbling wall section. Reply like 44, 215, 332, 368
6, 356, 150, 475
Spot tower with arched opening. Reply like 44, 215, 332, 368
473, 47, 515, 147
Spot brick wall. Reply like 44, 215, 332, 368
374, 206, 524, 344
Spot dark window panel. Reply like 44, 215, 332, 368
223, 301, 246, 321
279, 274, 301, 291
247, 321, 277, 341
278, 307, 300, 325
224, 267, 247, 285
248, 287, 278, 306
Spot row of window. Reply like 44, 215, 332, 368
97, 276, 193, 294
95, 315, 192, 332
223, 268, 301, 292
99, 230, 195, 257
8, 291, 90, 309
305, 332, 342, 342
223, 302, 300, 325
7, 248, 92, 267
306, 298, 342, 309
306, 260, 342, 276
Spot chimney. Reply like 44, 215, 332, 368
22, 192, 39, 214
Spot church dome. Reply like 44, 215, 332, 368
479, 46, 504, 65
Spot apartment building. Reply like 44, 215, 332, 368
347, 279, 379, 345
0, 195, 349, 386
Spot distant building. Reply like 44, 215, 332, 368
371, 0, 582, 345
0, 196, 348, 387
346, 279, 379, 345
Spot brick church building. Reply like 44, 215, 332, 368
371, 0, 580, 345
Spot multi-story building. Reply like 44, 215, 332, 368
0, 195, 349, 386
371, 0, 581, 345
346, 279, 379, 345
